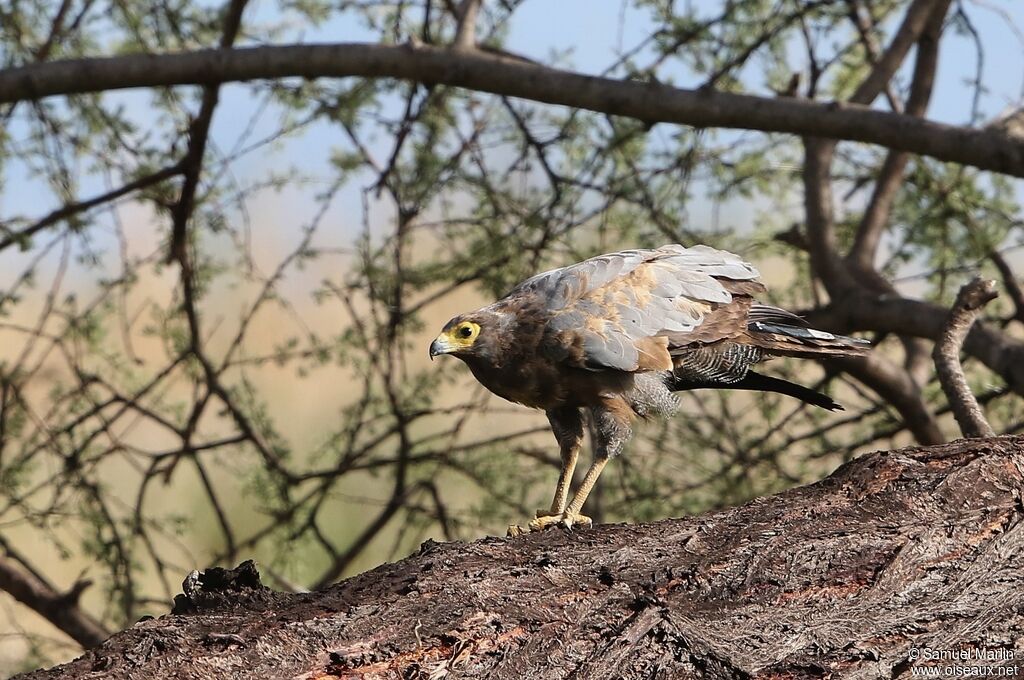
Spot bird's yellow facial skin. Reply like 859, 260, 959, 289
448, 321, 481, 347
430, 320, 481, 357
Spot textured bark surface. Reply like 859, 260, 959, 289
18, 436, 1024, 679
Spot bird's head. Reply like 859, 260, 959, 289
429, 310, 502, 362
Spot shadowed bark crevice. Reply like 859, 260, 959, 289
17, 435, 1024, 679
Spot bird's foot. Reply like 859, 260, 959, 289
528, 510, 592, 532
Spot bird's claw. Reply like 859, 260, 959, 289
528, 511, 592, 532
505, 511, 592, 536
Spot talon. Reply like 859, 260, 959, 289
566, 514, 593, 529
527, 512, 592, 532
507, 524, 526, 537
527, 514, 559, 532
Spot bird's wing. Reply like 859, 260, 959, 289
515, 244, 764, 372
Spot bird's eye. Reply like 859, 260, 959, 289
459, 325, 473, 338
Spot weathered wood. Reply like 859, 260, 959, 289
18, 436, 1024, 679
933, 277, 999, 438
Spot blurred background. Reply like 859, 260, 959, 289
1, 0, 1023, 673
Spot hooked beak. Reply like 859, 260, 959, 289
429, 335, 455, 360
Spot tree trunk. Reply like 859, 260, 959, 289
19, 436, 1024, 679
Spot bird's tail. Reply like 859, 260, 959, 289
745, 305, 871, 359
668, 370, 843, 411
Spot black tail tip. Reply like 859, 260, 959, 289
807, 391, 844, 411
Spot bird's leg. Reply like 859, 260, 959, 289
509, 407, 584, 537
546, 444, 579, 515
537, 407, 584, 517
529, 403, 629, 532
518, 450, 586, 536
528, 456, 607, 531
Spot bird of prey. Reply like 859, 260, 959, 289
429, 244, 869, 532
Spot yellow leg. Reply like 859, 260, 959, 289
528, 457, 609, 532
543, 442, 580, 516
508, 438, 582, 538
564, 456, 608, 518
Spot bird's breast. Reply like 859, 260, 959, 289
463, 354, 637, 412
464, 357, 562, 409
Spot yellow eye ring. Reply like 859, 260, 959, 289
451, 321, 480, 345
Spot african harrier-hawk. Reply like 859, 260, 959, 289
429, 244, 869, 532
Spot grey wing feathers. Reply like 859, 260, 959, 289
510, 245, 758, 309
509, 249, 648, 308
514, 244, 762, 372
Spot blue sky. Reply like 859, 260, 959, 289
509, 0, 1023, 123
1, 0, 1023, 273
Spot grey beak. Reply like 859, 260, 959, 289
429, 337, 448, 360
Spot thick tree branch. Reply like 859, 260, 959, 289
800, 1, 952, 443
17, 436, 1024, 679
846, 0, 902, 112
901, 336, 933, 388
848, 0, 948, 277
806, 291, 1024, 397
802, 138, 856, 294
848, 0, 938, 106
1, 43, 1023, 175
829, 353, 944, 444
804, 0, 950, 296
167, 0, 250, 265
0, 540, 108, 649
933, 277, 998, 438
452, 0, 481, 50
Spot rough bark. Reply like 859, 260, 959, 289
934, 278, 999, 439
18, 436, 1024, 679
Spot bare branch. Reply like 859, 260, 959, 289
803, 0, 951, 295
1, 43, 1023, 176
846, 0, 902, 112
0, 164, 183, 252
0, 540, 108, 649
167, 0, 251, 265
990, 249, 1024, 324
452, 0, 481, 51
848, 0, 949, 276
829, 353, 944, 445
933, 277, 998, 438
848, 0, 939, 106
32, 0, 74, 62
806, 292, 1024, 397
802, 138, 856, 294
901, 336, 933, 388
